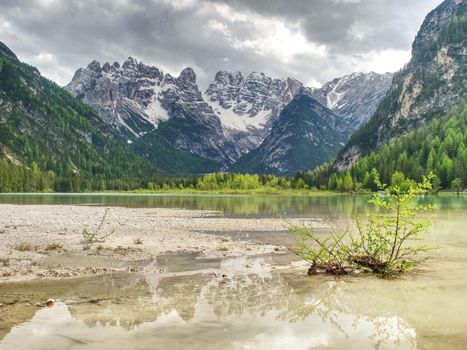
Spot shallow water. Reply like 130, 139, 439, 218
0, 193, 466, 349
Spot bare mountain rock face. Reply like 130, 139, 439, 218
66, 57, 169, 138
230, 94, 348, 175
66, 59, 238, 167
66, 57, 394, 173
204, 71, 303, 154
309, 72, 394, 133
66, 63, 307, 167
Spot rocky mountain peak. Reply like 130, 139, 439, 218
0, 41, 18, 61
245, 71, 267, 82
65, 57, 240, 166
308, 71, 394, 132
178, 67, 197, 84
205, 70, 303, 120
214, 70, 244, 86
122, 56, 139, 70
66, 54, 397, 173
87, 60, 101, 73
202, 70, 308, 157
66, 57, 170, 138
412, 0, 464, 52
101, 62, 111, 73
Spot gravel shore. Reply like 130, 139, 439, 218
0, 205, 319, 282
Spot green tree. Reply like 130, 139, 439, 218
342, 172, 353, 192
451, 178, 462, 194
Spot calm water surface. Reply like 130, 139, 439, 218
0, 193, 466, 349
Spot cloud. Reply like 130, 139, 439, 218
0, 0, 443, 88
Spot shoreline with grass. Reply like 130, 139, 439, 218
1, 187, 349, 196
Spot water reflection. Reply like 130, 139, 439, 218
0, 193, 465, 217
279, 281, 416, 348
1, 193, 466, 349
1, 255, 421, 350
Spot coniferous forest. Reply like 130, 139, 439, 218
300, 102, 467, 192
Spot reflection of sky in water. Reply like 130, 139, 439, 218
0, 255, 419, 350
0, 271, 417, 350
1, 253, 465, 350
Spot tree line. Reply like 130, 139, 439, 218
2, 98, 465, 193
300, 102, 467, 192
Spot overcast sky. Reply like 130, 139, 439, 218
0, 0, 443, 88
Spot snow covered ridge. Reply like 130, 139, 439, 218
204, 70, 303, 133
66, 57, 177, 138
66, 60, 306, 139
66, 57, 393, 165
308, 71, 394, 132
66, 59, 392, 140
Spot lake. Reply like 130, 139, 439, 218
0, 193, 466, 349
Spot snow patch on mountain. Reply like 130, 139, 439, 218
209, 100, 272, 132
204, 70, 303, 148
309, 71, 394, 132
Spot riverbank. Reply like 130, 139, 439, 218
0, 204, 322, 282
101, 188, 347, 195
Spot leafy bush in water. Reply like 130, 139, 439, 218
290, 172, 436, 277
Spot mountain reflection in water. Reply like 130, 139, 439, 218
0, 254, 418, 350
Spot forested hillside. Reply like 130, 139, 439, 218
0, 41, 156, 192
336, 0, 466, 169
301, 0, 467, 192
301, 101, 467, 191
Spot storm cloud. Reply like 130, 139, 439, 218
0, 0, 442, 88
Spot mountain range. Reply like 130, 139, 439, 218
0, 0, 463, 186
65, 57, 392, 174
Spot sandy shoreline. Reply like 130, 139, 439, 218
0, 204, 319, 282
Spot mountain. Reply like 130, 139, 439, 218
66, 63, 305, 165
230, 94, 347, 175
308, 72, 394, 132
67, 58, 393, 173
227, 71, 393, 175
0, 41, 156, 191
66, 60, 242, 168
204, 71, 303, 153
136, 67, 240, 167
66, 57, 168, 139
336, 0, 466, 170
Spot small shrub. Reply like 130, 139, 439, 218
14, 242, 33, 252
290, 224, 355, 275
112, 246, 141, 255
45, 243, 63, 251
82, 208, 115, 250
0, 257, 10, 266
290, 173, 437, 278
134, 237, 143, 245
